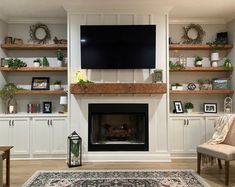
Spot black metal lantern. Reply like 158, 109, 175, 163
67, 131, 82, 167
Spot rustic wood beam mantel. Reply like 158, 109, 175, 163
70, 83, 167, 94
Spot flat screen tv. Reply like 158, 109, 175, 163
80, 25, 156, 69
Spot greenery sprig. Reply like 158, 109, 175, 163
6, 58, 27, 69
0, 83, 20, 99
169, 61, 185, 70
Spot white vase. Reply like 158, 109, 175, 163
212, 61, 218, 67
54, 84, 61, 90
195, 61, 202, 67
34, 62, 40, 67
57, 60, 62, 67
187, 109, 193, 113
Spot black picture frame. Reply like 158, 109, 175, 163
203, 103, 217, 113
173, 101, 184, 113
43, 101, 52, 113
31, 77, 50, 90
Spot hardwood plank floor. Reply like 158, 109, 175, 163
2, 159, 235, 186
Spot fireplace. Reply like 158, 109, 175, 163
88, 103, 149, 151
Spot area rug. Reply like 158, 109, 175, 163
22, 169, 210, 187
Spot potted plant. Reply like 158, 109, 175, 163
171, 83, 183, 90
194, 56, 203, 67
33, 58, 41, 67
54, 80, 61, 90
6, 58, 27, 69
56, 49, 64, 67
42, 57, 50, 67
185, 102, 194, 113
223, 58, 233, 70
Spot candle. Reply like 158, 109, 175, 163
9, 105, 14, 113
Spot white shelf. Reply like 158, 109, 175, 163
0, 113, 68, 117
169, 113, 225, 117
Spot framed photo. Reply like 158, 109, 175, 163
43, 101, 52, 113
203, 103, 217, 113
173, 101, 184, 113
31, 77, 50, 90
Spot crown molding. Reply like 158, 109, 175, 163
169, 18, 226, 25
7, 17, 67, 24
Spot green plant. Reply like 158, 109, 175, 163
54, 80, 61, 85
194, 56, 203, 62
197, 79, 211, 85
6, 58, 27, 69
56, 49, 64, 61
0, 83, 19, 99
77, 79, 93, 85
185, 102, 194, 109
169, 61, 185, 70
223, 58, 233, 70
42, 57, 49, 67
71, 141, 80, 157
33, 58, 41, 63
171, 83, 182, 87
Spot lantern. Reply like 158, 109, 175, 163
67, 131, 82, 167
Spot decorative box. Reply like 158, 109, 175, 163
212, 79, 230, 90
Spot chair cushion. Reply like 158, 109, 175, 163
197, 144, 235, 161
223, 120, 235, 146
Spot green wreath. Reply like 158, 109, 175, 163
29, 23, 51, 44
182, 24, 205, 44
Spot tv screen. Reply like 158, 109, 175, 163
80, 25, 156, 69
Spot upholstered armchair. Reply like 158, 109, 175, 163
197, 118, 235, 185
0, 151, 3, 187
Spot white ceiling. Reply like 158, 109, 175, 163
0, 0, 235, 23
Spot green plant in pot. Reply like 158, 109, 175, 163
54, 80, 61, 90
33, 58, 41, 67
56, 49, 64, 67
171, 83, 183, 90
6, 58, 27, 69
0, 83, 19, 114
42, 57, 50, 67
185, 102, 194, 113
223, 58, 233, 70
194, 56, 203, 67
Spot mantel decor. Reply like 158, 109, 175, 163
29, 23, 51, 44
182, 24, 205, 44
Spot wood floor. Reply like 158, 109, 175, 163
3, 159, 235, 187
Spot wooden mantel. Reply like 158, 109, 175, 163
70, 83, 167, 94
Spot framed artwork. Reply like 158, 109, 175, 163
173, 101, 184, 113
203, 103, 217, 113
43, 101, 52, 113
31, 77, 50, 90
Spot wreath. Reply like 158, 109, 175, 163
29, 23, 51, 44
182, 24, 205, 44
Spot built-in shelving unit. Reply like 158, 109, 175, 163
70, 83, 167, 94
170, 90, 234, 94
0, 44, 67, 50
0, 67, 67, 72
169, 44, 233, 50
16, 90, 66, 95
169, 67, 232, 72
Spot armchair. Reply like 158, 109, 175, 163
197, 117, 235, 185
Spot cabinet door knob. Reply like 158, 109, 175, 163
12, 120, 14, 126
187, 119, 189, 125
184, 119, 186, 125
47, 120, 50, 126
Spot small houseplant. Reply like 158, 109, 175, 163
33, 58, 41, 67
185, 102, 194, 113
42, 57, 49, 67
56, 49, 64, 67
171, 83, 183, 90
194, 56, 203, 67
54, 80, 61, 90
223, 58, 233, 70
6, 58, 27, 69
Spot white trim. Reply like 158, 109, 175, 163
169, 18, 226, 25
7, 17, 67, 24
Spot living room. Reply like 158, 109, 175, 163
0, 0, 235, 186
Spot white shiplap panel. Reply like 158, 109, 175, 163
102, 70, 118, 83
119, 70, 134, 83
86, 14, 101, 25
119, 14, 134, 25
88, 69, 103, 83
134, 15, 151, 24
103, 14, 118, 25
134, 69, 151, 83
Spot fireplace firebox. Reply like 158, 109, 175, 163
88, 104, 149, 151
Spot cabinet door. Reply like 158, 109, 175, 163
11, 118, 30, 154
50, 118, 67, 154
205, 117, 218, 141
32, 118, 50, 154
168, 118, 185, 152
185, 117, 205, 152
0, 119, 11, 146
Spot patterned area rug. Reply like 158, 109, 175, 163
22, 170, 210, 187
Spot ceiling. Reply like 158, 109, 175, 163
0, 0, 235, 23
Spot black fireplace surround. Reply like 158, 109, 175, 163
88, 103, 149, 151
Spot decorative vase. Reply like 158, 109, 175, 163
54, 84, 61, 90
187, 109, 193, 113
33, 62, 40, 67
212, 61, 218, 67
6, 96, 17, 114
195, 61, 202, 67
57, 60, 63, 67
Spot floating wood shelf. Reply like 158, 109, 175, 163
169, 44, 233, 50
170, 90, 234, 94
0, 67, 67, 72
70, 83, 167, 94
16, 90, 66, 95
170, 67, 232, 72
1, 44, 67, 50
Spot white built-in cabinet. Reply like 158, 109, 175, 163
32, 117, 67, 155
0, 116, 67, 158
0, 118, 30, 155
169, 115, 218, 154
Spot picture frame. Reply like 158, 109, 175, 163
31, 77, 50, 90
203, 103, 217, 113
42, 101, 52, 113
173, 101, 184, 113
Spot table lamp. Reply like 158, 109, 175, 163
60, 96, 67, 113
